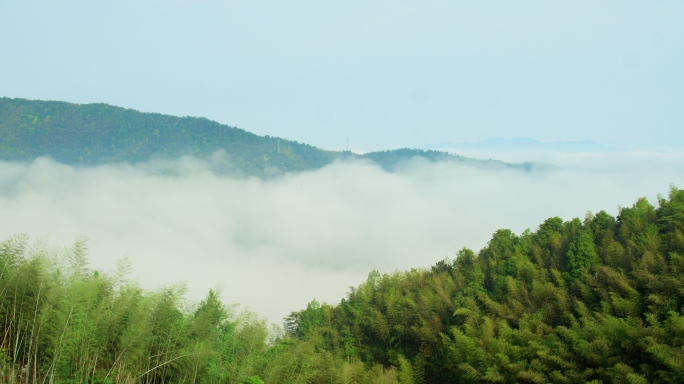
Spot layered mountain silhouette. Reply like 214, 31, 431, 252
423, 137, 619, 153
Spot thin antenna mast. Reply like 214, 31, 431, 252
346, 137, 349, 151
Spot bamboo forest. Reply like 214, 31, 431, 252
1, 186, 683, 383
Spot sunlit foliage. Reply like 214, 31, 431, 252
287, 186, 684, 383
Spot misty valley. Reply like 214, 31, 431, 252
1, 99, 684, 383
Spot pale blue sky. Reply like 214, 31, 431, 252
1, 1, 682, 151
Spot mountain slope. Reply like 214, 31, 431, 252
0, 97, 337, 176
0, 97, 533, 176
287, 186, 684, 383
363, 148, 534, 172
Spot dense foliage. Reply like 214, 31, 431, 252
0, 97, 527, 176
287, 186, 684, 383
0, 235, 334, 384
2, 187, 683, 383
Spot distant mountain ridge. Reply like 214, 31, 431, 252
0, 97, 339, 176
423, 137, 619, 153
0, 97, 532, 176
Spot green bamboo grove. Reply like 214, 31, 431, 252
1, 186, 684, 383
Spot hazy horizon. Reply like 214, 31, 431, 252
0, 95, 670, 155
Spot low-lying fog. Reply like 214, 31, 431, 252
0, 151, 682, 323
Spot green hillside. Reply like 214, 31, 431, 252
0, 97, 337, 176
0, 97, 529, 176
0, 187, 683, 383
288, 186, 684, 383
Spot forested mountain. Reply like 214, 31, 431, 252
1, 187, 683, 383
0, 97, 336, 176
0, 98, 528, 176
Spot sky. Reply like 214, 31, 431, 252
1, 1, 683, 151
0, 154, 683, 323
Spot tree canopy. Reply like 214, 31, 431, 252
283, 186, 684, 383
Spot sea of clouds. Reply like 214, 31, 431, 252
0, 151, 682, 323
